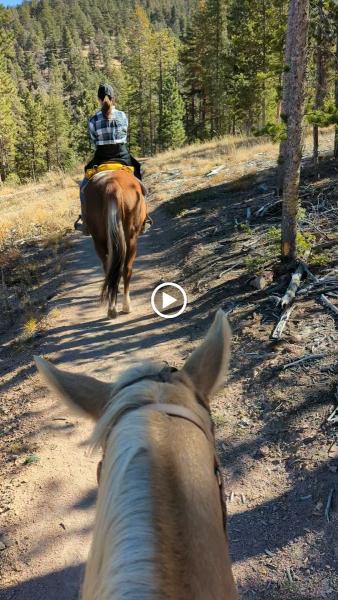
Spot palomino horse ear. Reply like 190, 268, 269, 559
182, 310, 231, 402
34, 356, 112, 420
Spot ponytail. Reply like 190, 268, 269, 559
102, 95, 113, 119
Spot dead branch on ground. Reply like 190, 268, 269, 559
271, 305, 295, 340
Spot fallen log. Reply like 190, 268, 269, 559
281, 261, 308, 309
271, 304, 295, 340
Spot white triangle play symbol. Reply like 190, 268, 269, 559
162, 291, 177, 310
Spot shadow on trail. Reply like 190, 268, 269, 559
2, 564, 84, 600
73, 487, 97, 511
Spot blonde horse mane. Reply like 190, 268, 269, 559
83, 361, 165, 600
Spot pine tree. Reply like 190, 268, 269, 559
72, 91, 97, 160
204, 0, 228, 137
16, 93, 48, 181
124, 6, 156, 154
158, 74, 185, 149
181, 2, 210, 140
310, 0, 333, 175
228, 0, 288, 134
280, 0, 310, 262
0, 7, 18, 182
45, 62, 75, 171
154, 28, 181, 151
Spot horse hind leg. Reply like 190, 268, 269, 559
106, 266, 118, 319
93, 240, 118, 318
122, 237, 136, 314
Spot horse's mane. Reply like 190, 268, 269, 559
83, 361, 166, 600
91, 361, 164, 449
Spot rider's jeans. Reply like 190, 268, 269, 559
79, 177, 89, 206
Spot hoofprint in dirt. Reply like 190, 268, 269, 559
0, 131, 337, 599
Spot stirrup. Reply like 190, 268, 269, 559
74, 216, 90, 236
74, 215, 82, 231
142, 216, 153, 233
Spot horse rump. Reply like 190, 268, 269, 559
101, 181, 126, 306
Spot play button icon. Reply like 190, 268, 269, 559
162, 291, 177, 310
151, 282, 188, 319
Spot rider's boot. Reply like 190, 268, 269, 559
142, 214, 153, 233
74, 214, 90, 236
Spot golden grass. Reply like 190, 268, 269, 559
144, 135, 276, 176
23, 317, 39, 337
144, 127, 334, 180
0, 171, 80, 251
144, 128, 335, 209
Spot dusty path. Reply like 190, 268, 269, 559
1, 207, 197, 598
1, 138, 337, 599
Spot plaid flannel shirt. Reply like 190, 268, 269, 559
88, 109, 128, 146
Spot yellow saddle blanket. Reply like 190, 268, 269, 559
85, 162, 134, 180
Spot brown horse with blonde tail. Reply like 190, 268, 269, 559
83, 168, 147, 319
35, 310, 238, 600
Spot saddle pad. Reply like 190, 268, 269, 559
85, 162, 134, 180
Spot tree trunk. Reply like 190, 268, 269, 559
280, 0, 310, 263
334, 32, 338, 159
261, 0, 267, 128
277, 0, 297, 194
313, 0, 326, 178
158, 50, 163, 150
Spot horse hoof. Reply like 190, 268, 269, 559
122, 305, 131, 314
108, 308, 118, 319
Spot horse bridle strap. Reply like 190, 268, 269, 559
96, 400, 227, 531
97, 403, 214, 483
140, 403, 214, 443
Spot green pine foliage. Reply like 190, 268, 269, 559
16, 93, 48, 181
159, 74, 186, 149
0, 7, 19, 182
0, 0, 337, 183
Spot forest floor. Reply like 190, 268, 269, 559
0, 131, 337, 599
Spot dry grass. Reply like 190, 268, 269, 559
23, 317, 39, 337
0, 171, 80, 252
144, 128, 334, 180
144, 135, 277, 177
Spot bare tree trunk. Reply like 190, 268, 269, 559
277, 0, 296, 194
280, 0, 310, 263
261, 0, 267, 128
313, 0, 327, 177
335, 32, 338, 159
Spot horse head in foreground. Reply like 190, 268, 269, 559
35, 310, 238, 600
84, 169, 147, 319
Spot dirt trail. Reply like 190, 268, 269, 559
1, 141, 337, 599
1, 207, 194, 599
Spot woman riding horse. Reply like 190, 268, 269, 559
75, 83, 151, 235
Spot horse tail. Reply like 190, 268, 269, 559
101, 180, 126, 306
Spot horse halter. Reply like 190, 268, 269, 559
96, 366, 227, 529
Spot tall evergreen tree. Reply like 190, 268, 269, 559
45, 62, 75, 171
16, 93, 48, 181
0, 7, 18, 182
158, 74, 186, 150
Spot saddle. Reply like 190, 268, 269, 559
85, 162, 134, 180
